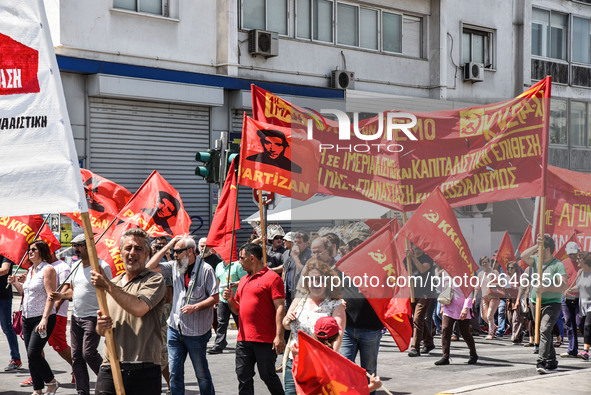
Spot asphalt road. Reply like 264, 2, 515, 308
1, 298, 590, 394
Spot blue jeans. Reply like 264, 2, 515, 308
495, 299, 507, 336
433, 301, 442, 334
167, 327, 215, 395
0, 299, 21, 360
340, 327, 381, 394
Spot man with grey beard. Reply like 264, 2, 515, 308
147, 235, 218, 395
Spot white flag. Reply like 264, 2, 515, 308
0, 1, 88, 216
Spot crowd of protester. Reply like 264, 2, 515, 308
1, 226, 590, 394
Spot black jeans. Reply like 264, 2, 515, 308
213, 302, 239, 350
23, 314, 57, 391
71, 316, 103, 395
235, 341, 284, 395
95, 363, 161, 395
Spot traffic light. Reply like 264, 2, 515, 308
195, 148, 221, 184
226, 142, 240, 165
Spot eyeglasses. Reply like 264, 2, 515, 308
29, 247, 38, 252
172, 247, 188, 255
154, 244, 165, 251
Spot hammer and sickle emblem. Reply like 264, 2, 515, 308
423, 210, 439, 224
368, 249, 387, 265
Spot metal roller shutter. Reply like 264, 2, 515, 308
89, 97, 211, 235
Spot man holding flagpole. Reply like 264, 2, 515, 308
521, 235, 568, 374
147, 235, 218, 395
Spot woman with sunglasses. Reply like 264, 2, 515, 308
8, 240, 59, 395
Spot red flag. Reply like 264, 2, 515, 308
294, 331, 369, 395
397, 188, 478, 298
95, 221, 134, 277
238, 114, 318, 200
516, 225, 534, 271
0, 216, 60, 269
64, 169, 133, 233
336, 220, 412, 351
496, 231, 516, 274
553, 230, 584, 289
116, 171, 191, 237
207, 159, 240, 263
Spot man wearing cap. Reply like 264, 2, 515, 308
246, 129, 302, 174
51, 234, 113, 395
521, 235, 568, 374
561, 241, 584, 358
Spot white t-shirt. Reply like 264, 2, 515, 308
70, 260, 113, 318
52, 260, 71, 317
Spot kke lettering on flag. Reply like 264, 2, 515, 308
116, 171, 191, 237
496, 231, 516, 274
336, 219, 412, 351
207, 159, 240, 263
294, 331, 370, 395
238, 114, 318, 199
95, 221, 134, 277
0, 215, 61, 269
251, 78, 551, 210
0, 2, 88, 217
65, 169, 133, 233
397, 188, 478, 298
516, 225, 534, 271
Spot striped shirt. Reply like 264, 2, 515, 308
160, 259, 218, 336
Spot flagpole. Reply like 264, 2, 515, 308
401, 212, 415, 303
80, 212, 126, 395
365, 372, 393, 395
6, 215, 51, 289
534, 198, 546, 346
55, 217, 119, 293
258, 189, 268, 267
227, 161, 240, 288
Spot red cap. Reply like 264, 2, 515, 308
314, 316, 341, 339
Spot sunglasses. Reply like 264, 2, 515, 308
29, 247, 38, 252
72, 243, 85, 248
173, 247, 189, 255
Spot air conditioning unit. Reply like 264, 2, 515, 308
331, 70, 355, 89
464, 62, 485, 82
462, 202, 493, 215
248, 29, 278, 57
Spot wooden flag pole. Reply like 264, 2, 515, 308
534, 196, 546, 346
258, 189, 268, 267
80, 212, 125, 395
401, 212, 415, 303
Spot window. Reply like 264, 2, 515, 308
242, 0, 288, 35
573, 17, 591, 64
532, 8, 567, 60
294, 2, 422, 56
570, 102, 588, 146
113, 0, 167, 16
383, 12, 402, 53
549, 99, 567, 145
337, 3, 358, 46
462, 27, 493, 67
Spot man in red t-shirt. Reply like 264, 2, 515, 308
223, 243, 286, 395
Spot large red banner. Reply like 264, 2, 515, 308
496, 231, 516, 274
64, 169, 133, 234
397, 188, 478, 298
336, 219, 412, 351
538, 165, 591, 251
252, 78, 550, 209
116, 171, 191, 237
